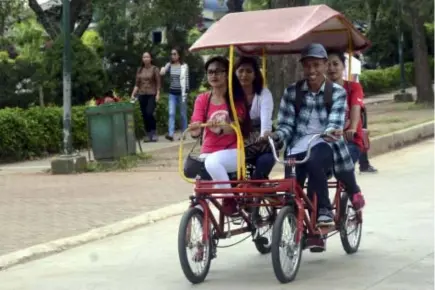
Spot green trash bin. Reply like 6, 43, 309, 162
85, 102, 137, 161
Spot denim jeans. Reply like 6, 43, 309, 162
138, 94, 156, 134
248, 152, 276, 179
285, 143, 333, 210
347, 142, 361, 164
168, 93, 188, 137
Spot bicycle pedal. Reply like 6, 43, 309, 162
309, 246, 326, 253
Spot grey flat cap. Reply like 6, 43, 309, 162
300, 43, 328, 61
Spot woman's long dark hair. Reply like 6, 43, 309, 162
138, 51, 154, 74
171, 47, 184, 64
328, 50, 346, 65
234, 56, 264, 95
205, 56, 251, 136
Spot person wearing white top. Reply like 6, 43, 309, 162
235, 56, 275, 180
343, 53, 361, 83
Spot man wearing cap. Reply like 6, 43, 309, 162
266, 43, 365, 226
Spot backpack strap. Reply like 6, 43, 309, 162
295, 79, 333, 116
323, 80, 333, 115
294, 80, 305, 117
199, 93, 212, 145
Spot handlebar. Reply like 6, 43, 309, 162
268, 133, 339, 167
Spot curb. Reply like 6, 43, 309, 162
368, 121, 434, 158
0, 121, 433, 271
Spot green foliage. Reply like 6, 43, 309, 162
85, 153, 152, 172
0, 0, 24, 36
40, 35, 108, 105
243, 0, 270, 10
0, 104, 98, 161
0, 54, 40, 108
81, 30, 104, 58
95, 0, 203, 97
9, 18, 46, 63
360, 58, 434, 95
0, 91, 199, 162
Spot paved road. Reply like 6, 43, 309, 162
0, 140, 433, 290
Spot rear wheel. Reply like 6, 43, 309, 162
271, 206, 303, 283
178, 207, 212, 284
251, 198, 275, 254
339, 193, 362, 254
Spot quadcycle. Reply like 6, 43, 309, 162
177, 4, 369, 285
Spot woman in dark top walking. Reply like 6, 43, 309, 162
160, 47, 190, 141
131, 52, 161, 142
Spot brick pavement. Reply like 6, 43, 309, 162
0, 170, 193, 256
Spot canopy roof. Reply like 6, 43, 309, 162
189, 5, 370, 55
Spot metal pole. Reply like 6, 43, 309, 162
62, 0, 73, 155
398, 0, 406, 93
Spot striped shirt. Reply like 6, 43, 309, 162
165, 63, 190, 96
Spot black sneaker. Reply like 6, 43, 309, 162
360, 165, 378, 173
165, 135, 174, 142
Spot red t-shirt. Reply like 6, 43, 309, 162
343, 81, 364, 151
191, 92, 246, 154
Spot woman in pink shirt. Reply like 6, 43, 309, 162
189, 56, 249, 215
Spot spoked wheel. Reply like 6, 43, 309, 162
178, 207, 212, 284
339, 193, 362, 254
271, 206, 303, 283
251, 198, 276, 254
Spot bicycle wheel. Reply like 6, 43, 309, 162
178, 207, 212, 284
252, 198, 275, 254
271, 206, 303, 283
339, 193, 362, 254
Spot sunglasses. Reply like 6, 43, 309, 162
207, 69, 226, 76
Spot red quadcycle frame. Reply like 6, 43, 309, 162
189, 134, 346, 244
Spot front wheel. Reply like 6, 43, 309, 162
178, 207, 212, 284
339, 193, 362, 254
271, 206, 303, 283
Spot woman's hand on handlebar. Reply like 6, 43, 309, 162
188, 122, 201, 137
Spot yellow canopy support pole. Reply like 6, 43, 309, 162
262, 48, 267, 87
228, 45, 246, 179
337, 18, 354, 81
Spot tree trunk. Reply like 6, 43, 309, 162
409, 6, 434, 107
226, 0, 245, 12
38, 85, 44, 107
267, 0, 306, 116
28, 0, 60, 39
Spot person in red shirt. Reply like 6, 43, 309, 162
327, 52, 364, 163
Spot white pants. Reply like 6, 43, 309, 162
201, 149, 238, 189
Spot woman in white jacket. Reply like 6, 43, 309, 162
235, 56, 275, 180
160, 47, 190, 141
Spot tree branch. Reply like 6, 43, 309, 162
28, 0, 60, 39
73, 1, 93, 37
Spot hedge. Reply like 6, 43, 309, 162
0, 92, 198, 162
360, 58, 434, 95
1, 60, 433, 163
